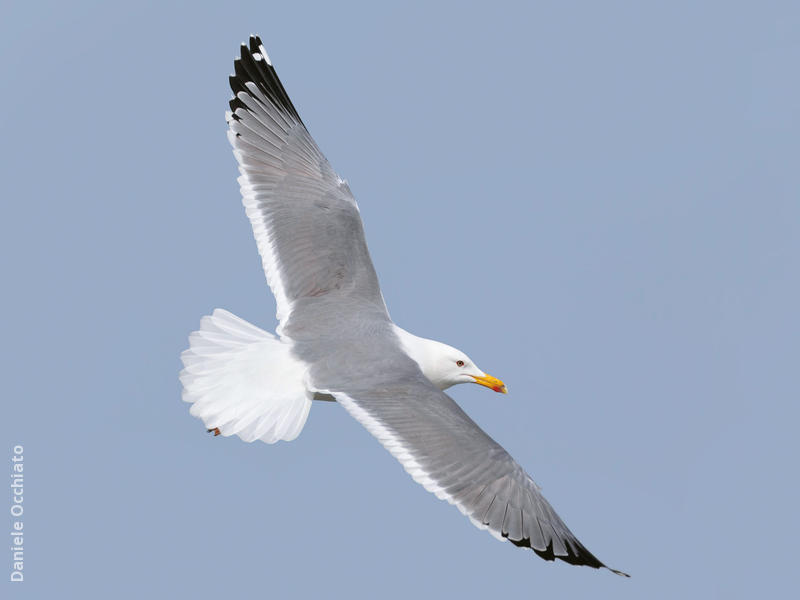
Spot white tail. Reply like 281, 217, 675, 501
180, 309, 312, 443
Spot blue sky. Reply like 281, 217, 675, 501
2, 1, 799, 598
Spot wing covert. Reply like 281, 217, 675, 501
227, 36, 387, 337
327, 373, 627, 576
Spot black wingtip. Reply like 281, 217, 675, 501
249, 35, 264, 54
509, 535, 628, 576
228, 34, 304, 126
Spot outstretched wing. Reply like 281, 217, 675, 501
227, 36, 387, 337
227, 37, 627, 576
321, 363, 628, 576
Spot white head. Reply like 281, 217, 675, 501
393, 326, 507, 393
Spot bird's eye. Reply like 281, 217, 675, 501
456, 360, 465, 367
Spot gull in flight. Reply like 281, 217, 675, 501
180, 36, 628, 577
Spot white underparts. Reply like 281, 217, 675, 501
180, 309, 311, 443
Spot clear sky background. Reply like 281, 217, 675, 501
2, 1, 798, 598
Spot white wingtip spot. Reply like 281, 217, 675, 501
258, 44, 272, 65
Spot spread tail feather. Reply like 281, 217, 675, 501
180, 309, 312, 443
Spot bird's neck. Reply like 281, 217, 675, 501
391, 325, 450, 390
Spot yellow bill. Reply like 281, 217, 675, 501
471, 373, 508, 394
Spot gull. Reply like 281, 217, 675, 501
180, 35, 628, 577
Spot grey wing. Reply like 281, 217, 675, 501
227, 37, 387, 336
328, 368, 628, 576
